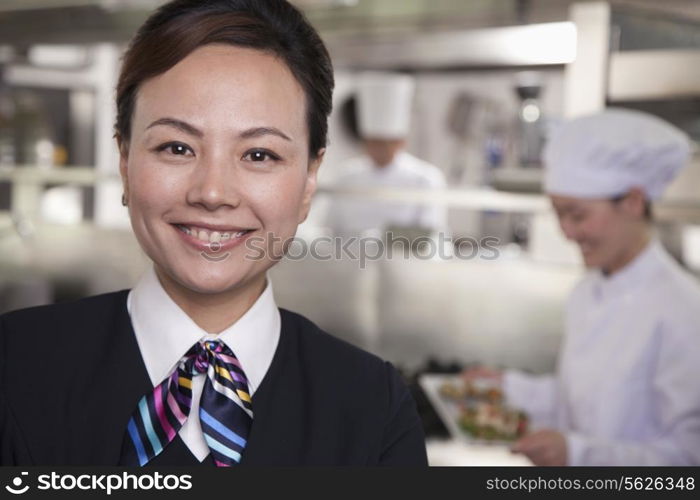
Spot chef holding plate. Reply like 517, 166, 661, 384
466, 109, 700, 466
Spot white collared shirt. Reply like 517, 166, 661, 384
127, 265, 281, 461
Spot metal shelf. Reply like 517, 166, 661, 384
0, 165, 118, 184
326, 21, 576, 70
565, 2, 700, 117
316, 184, 700, 223
608, 49, 700, 101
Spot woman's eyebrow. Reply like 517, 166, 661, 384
145, 119, 291, 142
239, 127, 292, 142
146, 117, 203, 138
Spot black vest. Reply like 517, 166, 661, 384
1, 290, 427, 466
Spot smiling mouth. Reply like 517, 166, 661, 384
173, 223, 253, 244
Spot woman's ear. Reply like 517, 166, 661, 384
298, 148, 325, 224
623, 187, 647, 219
117, 135, 130, 198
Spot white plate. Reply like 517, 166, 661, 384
419, 373, 525, 445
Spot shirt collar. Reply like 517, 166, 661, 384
127, 264, 280, 395
371, 151, 406, 173
591, 238, 665, 301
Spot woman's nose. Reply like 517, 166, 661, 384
186, 156, 242, 210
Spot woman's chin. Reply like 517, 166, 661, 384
164, 263, 255, 295
583, 254, 607, 270
582, 257, 598, 269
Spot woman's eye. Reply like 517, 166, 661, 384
243, 150, 279, 162
156, 142, 193, 156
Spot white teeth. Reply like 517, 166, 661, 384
176, 224, 249, 243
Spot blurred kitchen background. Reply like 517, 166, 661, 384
2, 0, 700, 463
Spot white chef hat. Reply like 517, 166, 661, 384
544, 108, 691, 200
356, 71, 415, 139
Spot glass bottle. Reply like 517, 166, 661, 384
514, 72, 545, 168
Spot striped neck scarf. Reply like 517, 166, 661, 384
121, 339, 253, 466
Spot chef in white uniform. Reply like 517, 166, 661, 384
470, 109, 700, 466
325, 72, 447, 238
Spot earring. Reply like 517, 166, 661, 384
121, 193, 128, 206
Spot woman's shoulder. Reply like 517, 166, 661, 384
276, 307, 415, 414
278, 308, 394, 377
0, 289, 131, 342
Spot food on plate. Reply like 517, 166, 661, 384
438, 380, 528, 441
439, 379, 503, 402
456, 402, 528, 441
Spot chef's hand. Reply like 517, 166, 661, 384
461, 366, 503, 384
511, 430, 567, 466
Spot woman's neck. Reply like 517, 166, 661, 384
603, 229, 652, 277
153, 266, 267, 334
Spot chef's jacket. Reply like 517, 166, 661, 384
504, 239, 700, 465
325, 151, 447, 237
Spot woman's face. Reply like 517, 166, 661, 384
120, 44, 321, 295
550, 194, 641, 272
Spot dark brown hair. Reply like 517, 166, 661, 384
611, 193, 653, 222
115, 0, 334, 159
